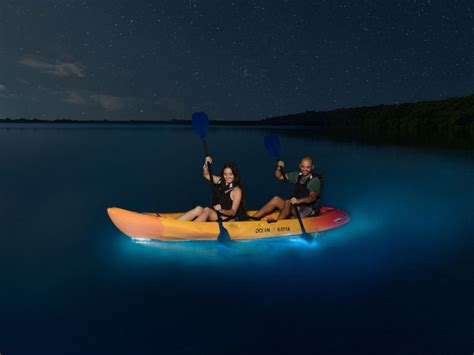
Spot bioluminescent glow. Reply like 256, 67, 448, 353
113, 230, 325, 266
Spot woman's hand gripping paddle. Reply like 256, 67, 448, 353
264, 134, 311, 240
192, 112, 231, 242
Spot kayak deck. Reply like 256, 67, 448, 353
107, 206, 350, 241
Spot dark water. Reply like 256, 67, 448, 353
1, 124, 473, 354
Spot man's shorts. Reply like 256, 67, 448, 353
297, 205, 316, 218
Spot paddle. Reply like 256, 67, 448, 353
264, 134, 310, 238
192, 112, 231, 242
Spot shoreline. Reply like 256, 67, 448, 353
2, 94, 473, 149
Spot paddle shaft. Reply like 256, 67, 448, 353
264, 134, 308, 237
279, 165, 307, 234
191, 112, 231, 242
201, 140, 225, 221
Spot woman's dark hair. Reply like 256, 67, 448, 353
218, 162, 249, 220
219, 162, 242, 187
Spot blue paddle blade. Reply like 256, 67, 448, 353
217, 217, 231, 242
192, 112, 209, 140
264, 134, 280, 160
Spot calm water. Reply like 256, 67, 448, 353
1, 124, 473, 354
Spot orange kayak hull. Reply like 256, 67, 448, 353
107, 206, 350, 241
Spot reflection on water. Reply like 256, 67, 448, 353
125, 234, 320, 263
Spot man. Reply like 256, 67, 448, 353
251, 156, 321, 221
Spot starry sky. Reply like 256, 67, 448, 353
1, 0, 473, 120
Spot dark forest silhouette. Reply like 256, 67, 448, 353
2, 94, 473, 148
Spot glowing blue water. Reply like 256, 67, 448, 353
1, 124, 472, 354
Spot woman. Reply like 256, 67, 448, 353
177, 156, 248, 222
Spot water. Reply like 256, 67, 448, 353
1, 124, 473, 354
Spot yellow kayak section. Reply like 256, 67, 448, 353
107, 206, 350, 241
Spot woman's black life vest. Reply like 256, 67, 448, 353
293, 173, 323, 214
211, 181, 248, 221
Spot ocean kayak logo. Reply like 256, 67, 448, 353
255, 226, 291, 233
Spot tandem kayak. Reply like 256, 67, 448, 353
107, 206, 350, 241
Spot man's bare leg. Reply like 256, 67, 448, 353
252, 196, 286, 219
278, 200, 292, 220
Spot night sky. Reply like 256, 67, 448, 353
1, 0, 473, 120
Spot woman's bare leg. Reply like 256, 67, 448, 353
176, 206, 204, 221
195, 207, 216, 222
205, 208, 218, 221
